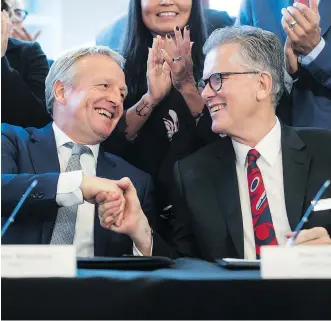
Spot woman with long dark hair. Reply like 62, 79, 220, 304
104, 0, 219, 238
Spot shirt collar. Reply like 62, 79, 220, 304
232, 118, 281, 167
52, 122, 100, 161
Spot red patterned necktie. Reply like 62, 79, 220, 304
247, 149, 278, 258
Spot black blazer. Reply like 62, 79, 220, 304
162, 125, 331, 261
1, 123, 167, 257
1, 38, 51, 128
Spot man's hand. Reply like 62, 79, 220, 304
284, 37, 299, 75
286, 227, 331, 245
281, 0, 321, 55
80, 176, 124, 204
11, 26, 41, 42
96, 177, 153, 256
1, 10, 11, 58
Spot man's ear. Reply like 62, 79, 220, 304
256, 72, 272, 102
53, 80, 67, 105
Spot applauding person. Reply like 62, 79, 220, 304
237, 0, 331, 129
103, 0, 218, 240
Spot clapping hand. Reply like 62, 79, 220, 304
11, 26, 41, 42
281, 0, 321, 56
146, 35, 172, 105
161, 25, 195, 92
284, 37, 299, 75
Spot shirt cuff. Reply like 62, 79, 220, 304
298, 38, 325, 66
56, 170, 84, 207
132, 237, 153, 256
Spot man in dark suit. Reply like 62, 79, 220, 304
236, 0, 331, 129
1, 1, 51, 127
99, 26, 331, 261
1, 45, 166, 257
96, 8, 234, 53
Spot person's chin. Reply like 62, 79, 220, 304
211, 121, 225, 134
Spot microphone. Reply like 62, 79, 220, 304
1, 180, 38, 237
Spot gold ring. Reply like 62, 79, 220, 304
289, 20, 297, 28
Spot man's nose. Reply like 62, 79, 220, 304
201, 84, 217, 101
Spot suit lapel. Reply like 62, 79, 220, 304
211, 138, 244, 258
28, 123, 60, 243
94, 147, 117, 256
28, 123, 60, 174
319, 0, 331, 36
281, 125, 311, 230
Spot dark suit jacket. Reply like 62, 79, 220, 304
1, 38, 51, 128
163, 125, 331, 261
1, 123, 166, 257
96, 9, 234, 53
236, 0, 331, 129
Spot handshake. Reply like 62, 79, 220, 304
80, 176, 153, 255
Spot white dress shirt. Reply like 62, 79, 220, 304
53, 123, 143, 257
232, 118, 291, 259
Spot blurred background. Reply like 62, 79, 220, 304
23, 0, 241, 60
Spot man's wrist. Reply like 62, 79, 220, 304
130, 215, 153, 255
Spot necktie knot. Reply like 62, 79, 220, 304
247, 149, 260, 164
65, 142, 91, 157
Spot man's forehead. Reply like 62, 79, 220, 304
74, 56, 125, 80
203, 43, 242, 76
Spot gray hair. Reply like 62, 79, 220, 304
45, 45, 126, 115
203, 26, 284, 106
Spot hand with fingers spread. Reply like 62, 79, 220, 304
11, 26, 41, 42
146, 35, 172, 105
286, 227, 331, 245
96, 177, 153, 255
284, 37, 299, 75
1, 10, 12, 57
161, 25, 195, 92
281, 0, 321, 55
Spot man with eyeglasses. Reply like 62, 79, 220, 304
98, 26, 331, 261
8, 0, 41, 41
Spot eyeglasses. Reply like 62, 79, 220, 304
198, 72, 259, 92
13, 9, 28, 22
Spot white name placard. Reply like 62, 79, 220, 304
1, 245, 76, 278
261, 246, 331, 279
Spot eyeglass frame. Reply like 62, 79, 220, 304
13, 9, 29, 22
198, 71, 259, 92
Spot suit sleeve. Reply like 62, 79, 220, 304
137, 173, 174, 257
301, 39, 331, 89
1, 41, 51, 127
1, 129, 60, 218
235, 0, 253, 26
169, 161, 201, 258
